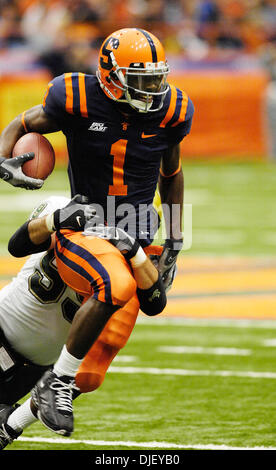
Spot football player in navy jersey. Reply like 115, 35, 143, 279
0, 28, 194, 438
0, 28, 193, 246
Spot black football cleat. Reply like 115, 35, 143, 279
0, 404, 22, 450
31, 369, 78, 437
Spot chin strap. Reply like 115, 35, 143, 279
124, 90, 153, 113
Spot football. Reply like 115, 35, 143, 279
12, 132, 55, 180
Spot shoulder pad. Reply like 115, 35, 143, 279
160, 85, 193, 128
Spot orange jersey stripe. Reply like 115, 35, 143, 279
171, 91, 189, 127
21, 111, 28, 133
42, 83, 53, 108
160, 85, 177, 128
55, 237, 106, 302
64, 73, 74, 114
78, 72, 88, 118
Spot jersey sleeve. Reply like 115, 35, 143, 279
42, 72, 89, 123
167, 96, 194, 144
161, 86, 195, 145
42, 75, 68, 122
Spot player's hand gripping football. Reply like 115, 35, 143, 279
46, 195, 98, 232
0, 153, 44, 189
151, 239, 183, 293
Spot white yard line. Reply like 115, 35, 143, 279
0, 191, 69, 211
158, 346, 251, 356
17, 436, 276, 451
263, 339, 276, 346
113, 355, 137, 363
108, 366, 276, 379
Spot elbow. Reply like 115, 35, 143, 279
8, 222, 30, 257
137, 275, 167, 317
8, 221, 51, 257
140, 295, 167, 316
8, 233, 23, 257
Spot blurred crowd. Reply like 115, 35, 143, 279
0, 0, 276, 77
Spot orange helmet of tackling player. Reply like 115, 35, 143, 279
96, 28, 170, 113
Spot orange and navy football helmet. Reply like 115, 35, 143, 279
96, 28, 170, 113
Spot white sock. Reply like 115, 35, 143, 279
7, 398, 37, 432
53, 345, 83, 378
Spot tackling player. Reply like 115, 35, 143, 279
0, 28, 194, 439
0, 194, 167, 448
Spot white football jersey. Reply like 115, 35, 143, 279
0, 196, 83, 366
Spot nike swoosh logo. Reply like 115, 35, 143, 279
141, 132, 157, 139
76, 216, 82, 227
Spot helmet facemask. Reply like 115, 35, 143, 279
123, 64, 170, 112
97, 53, 170, 113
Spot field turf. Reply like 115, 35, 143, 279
7, 317, 276, 451
0, 160, 276, 256
1, 160, 276, 452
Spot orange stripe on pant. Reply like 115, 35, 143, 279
55, 231, 137, 307
76, 244, 163, 393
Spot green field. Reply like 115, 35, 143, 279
1, 160, 276, 256
2, 160, 276, 451
7, 317, 276, 451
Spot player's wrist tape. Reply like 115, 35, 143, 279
45, 212, 56, 233
129, 246, 147, 268
165, 238, 183, 251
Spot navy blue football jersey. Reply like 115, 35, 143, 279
42, 73, 194, 245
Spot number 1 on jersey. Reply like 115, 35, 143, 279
108, 139, 128, 196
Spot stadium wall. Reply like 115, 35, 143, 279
170, 71, 269, 160
0, 71, 270, 162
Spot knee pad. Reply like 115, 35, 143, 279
76, 341, 118, 392
99, 295, 140, 349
